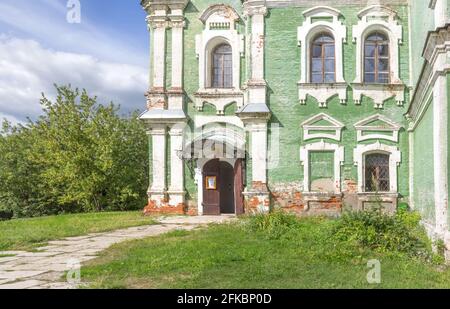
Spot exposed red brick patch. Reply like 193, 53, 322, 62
143, 200, 192, 216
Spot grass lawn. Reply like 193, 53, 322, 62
0, 211, 157, 251
81, 217, 450, 289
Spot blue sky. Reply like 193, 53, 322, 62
0, 0, 150, 123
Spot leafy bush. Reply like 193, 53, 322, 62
332, 208, 432, 259
0, 85, 148, 218
244, 210, 300, 239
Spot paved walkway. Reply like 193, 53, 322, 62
0, 215, 234, 289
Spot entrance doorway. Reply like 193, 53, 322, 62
202, 159, 244, 215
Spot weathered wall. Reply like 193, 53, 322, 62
149, 1, 412, 213
264, 4, 410, 211
409, 0, 435, 86
412, 97, 435, 224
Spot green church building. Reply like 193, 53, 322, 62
139, 0, 450, 259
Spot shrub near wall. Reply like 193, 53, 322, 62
0, 85, 149, 218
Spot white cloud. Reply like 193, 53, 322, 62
0, 37, 148, 122
0, 0, 148, 66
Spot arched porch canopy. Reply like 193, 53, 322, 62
181, 125, 246, 160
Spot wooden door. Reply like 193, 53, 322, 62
234, 159, 244, 215
203, 159, 220, 215
219, 162, 235, 214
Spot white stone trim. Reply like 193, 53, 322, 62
193, 89, 244, 114
300, 140, 344, 193
301, 113, 344, 142
433, 75, 449, 237
168, 125, 185, 206
352, 83, 405, 109
194, 115, 244, 129
351, 5, 405, 108
297, 6, 347, 106
354, 114, 402, 142
298, 83, 347, 107
297, 6, 346, 84
353, 142, 401, 193
195, 4, 244, 91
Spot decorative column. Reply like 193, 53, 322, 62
148, 125, 167, 206
433, 75, 448, 237
146, 7, 168, 109
250, 121, 268, 185
168, 124, 185, 206
244, 2, 268, 104
240, 115, 271, 214
168, 9, 185, 110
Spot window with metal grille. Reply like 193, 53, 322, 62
212, 44, 232, 88
365, 153, 390, 192
310, 33, 335, 83
364, 32, 390, 84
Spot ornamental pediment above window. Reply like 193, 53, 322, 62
354, 114, 402, 143
301, 113, 345, 142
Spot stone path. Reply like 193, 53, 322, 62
0, 215, 234, 289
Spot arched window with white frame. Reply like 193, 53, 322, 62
364, 32, 390, 84
211, 43, 233, 88
297, 6, 347, 107
311, 33, 336, 83
352, 5, 405, 108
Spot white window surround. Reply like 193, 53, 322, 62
352, 5, 405, 109
195, 4, 244, 114
301, 113, 344, 142
300, 140, 344, 193
353, 142, 401, 193
354, 114, 402, 143
297, 6, 347, 107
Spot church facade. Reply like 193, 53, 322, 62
139, 0, 450, 257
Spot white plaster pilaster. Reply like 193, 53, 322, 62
432, 0, 449, 28
168, 125, 185, 206
170, 15, 185, 90
195, 167, 204, 215
249, 121, 268, 185
147, 14, 168, 90
433, 75, 449, 237
148, 125, 167, 204
244, 4, 268, 104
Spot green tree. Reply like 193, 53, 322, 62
0, 85, 148, 217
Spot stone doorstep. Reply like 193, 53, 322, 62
0, 257, 20, 263
0, 256, 49, 266
0, 251, 27, 256
0, 280, 47, 290
63, 235, 95, 241
16, 251, 65, 258
0, 270, 48, 280
30, 271, 64, 282
28, 283, 75, 290
0, 278, 16, 285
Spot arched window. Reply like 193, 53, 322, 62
364, 32, 390, 84
311, 33, 335, 83
365, 153, 390, 192
212, 44, 232, 88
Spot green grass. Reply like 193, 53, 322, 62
81, 217, 450, 289
0, 211, 157, 251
